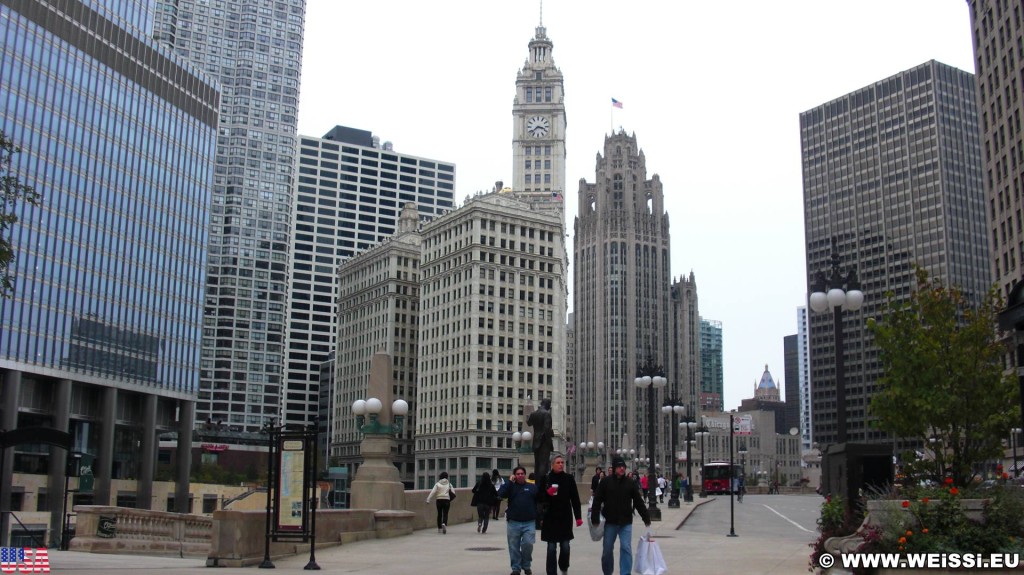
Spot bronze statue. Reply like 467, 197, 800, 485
527, 398, 554, 478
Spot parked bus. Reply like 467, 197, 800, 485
702, 461, 743, 494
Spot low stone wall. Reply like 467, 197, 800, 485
69, 486, 524, 564
70, 506, 212, 556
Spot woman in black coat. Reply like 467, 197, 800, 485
538, 455, 583, 575
471, 471, 498, 533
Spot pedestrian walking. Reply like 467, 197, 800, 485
492, 469, 506, 519
426, 471, 455, 534
538, 455, 583, 575
657, 474, 667, 503
472, 471, 499, 534
497, 465, 540, 575
591, 456, 651, 575
590, 466, 604, 498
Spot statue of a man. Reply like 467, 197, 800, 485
527, 398, 554, 478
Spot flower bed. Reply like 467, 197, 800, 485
813, 480, 1024, 573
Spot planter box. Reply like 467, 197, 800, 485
821, 499, 1024, 573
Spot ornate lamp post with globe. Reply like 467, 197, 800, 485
808, 239, 864, 444
695, 420, 710, 497
634, 356, 666, 521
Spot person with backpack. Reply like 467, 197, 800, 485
472, 471, 499, 533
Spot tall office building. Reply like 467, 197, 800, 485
801, 60, 990, 446
965, 1, 1024, 390
415, 191, 567, 489
152, 0, 307, 432
333, 204, 423, 499
289, 127, 455, 429
699, 319, 724, 411
573, 130, 680, 467
783, 334, 799, 434
967, 1, 1024, 298
0, 0, 219, 540
796, 306, 812, 452
673, 272, 702, 418
566, 312, 576, 450
512, 20, 566, 198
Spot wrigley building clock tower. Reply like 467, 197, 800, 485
512, 20, 566, 199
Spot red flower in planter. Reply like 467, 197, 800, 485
944, 477, 954, 485
949, 487, 959, 496
902, 500, 911, 508
921, 497, 929, 504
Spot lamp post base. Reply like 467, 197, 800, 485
667, 494, 680, 508
647, 503, 662, 522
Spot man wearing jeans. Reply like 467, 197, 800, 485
591, 457, 651, 575
498, 465, 540, 575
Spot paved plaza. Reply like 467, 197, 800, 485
47, 496, 816, 574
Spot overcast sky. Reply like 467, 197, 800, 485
297, 1, 977, 412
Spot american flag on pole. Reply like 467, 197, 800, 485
611, 98, 623, 109
0, 547, 50, 573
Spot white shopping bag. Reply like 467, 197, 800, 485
634, 529, 667, 575
587, 507, 604, 541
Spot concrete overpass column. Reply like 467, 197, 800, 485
94, 387, 117, 506
174, 399, 194, 514
46, 378, 72, 545
137, 394, 158, 510
0, 370, 22, 546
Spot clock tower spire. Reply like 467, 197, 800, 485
512, 17, 566, 201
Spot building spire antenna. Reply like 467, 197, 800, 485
539, 0, 543, 26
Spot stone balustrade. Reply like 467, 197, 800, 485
70, 505, 213, 556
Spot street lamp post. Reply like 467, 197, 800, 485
809, 238, 864, 445
635, 356, 666, 522
661, 400, 686, 507
727, 414, 737, 537
738, 441, 748, 499
680, 418, 696, 503
695, 421, 710, 497
1012, 428, 1022, 479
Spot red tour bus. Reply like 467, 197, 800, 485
702, 461, 743, 494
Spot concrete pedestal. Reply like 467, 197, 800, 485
350, 435, 406, 511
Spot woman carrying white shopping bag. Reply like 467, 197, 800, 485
634, 529, 667, 575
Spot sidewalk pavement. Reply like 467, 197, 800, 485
47, 498, 811, 574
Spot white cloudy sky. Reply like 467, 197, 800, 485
297, 1, 976, 411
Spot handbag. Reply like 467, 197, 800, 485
634, 530, 667, 575
586, 507, 604, 541
449, 487, 457, 501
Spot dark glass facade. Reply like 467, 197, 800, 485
0, 0, 219, 393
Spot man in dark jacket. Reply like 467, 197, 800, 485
538, 455, 583, 575
591, 456, 651, 575
498, 465, 540, 575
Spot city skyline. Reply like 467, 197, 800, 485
298, 0, 978, 410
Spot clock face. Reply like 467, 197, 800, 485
527, 116, 550, 138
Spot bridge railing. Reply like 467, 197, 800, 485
70, 505, 213, 556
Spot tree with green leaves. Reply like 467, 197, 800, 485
1, 131, 39, 298
867, 268, 1017, 488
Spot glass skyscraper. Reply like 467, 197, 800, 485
152, 0, 306, 432
0, 0, 219, 537
699, 319, 724, 411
